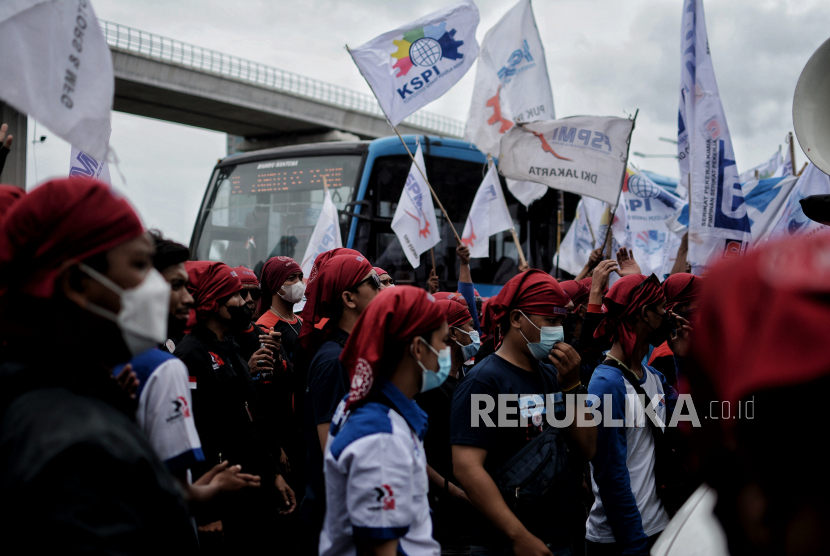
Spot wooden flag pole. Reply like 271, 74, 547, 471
602, 109, 639, 259
788, 131, 797, 176
509, 228, 528, 267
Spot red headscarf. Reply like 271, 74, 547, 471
341, 286, 445, 410
560, 280, 591, 310
234, 266, 260, 287
483, 269, 569, 337
580, 276, 607, 299
436, 298, 472, 329
0, 185, 25, 219
433, 291, 468, 307
257, 256, 301, 313
299, 252, 373, 352
662, 273, 703, 312
693, 231, 830, 410
0, 178, 143, 299
185, 261, 243, 320
593, 274, 665, 356
373, 267, 389, 277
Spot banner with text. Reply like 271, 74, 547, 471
69, 146, 111, 185
391, 144, 440, 268
499, 116, 634, 206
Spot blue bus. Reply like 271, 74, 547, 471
189, 135, 579, 296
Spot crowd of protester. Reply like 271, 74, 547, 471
0, 175, 825, 556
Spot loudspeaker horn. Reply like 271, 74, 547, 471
793, 36, 830, 175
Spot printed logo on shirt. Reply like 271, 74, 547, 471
369, 484, 396, 511
167, 396, 192, 422
208, 352, 225, 370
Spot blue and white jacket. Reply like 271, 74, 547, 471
586, 363, 677, 554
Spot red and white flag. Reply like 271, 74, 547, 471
461, 162, 514, 258
391, 144, 440, 268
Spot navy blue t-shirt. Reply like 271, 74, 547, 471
301, 328, 350, 525
450, 353, 579, 549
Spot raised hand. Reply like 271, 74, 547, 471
0, 123, 13, 150
616, 247, 642, 277
428, 269, 440, 294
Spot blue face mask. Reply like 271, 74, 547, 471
518, 311, 564, 361
416, 337, 451, 392
454, 328, 481, 361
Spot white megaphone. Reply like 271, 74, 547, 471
793, 37, 830, 175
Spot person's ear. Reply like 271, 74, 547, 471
449, 328, 460, 342
410, 337, 424, 362
509, 309, 523, 329
341, 290, 357, 310
58, 262, 91, 309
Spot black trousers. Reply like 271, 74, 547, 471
586, 532, 661, 556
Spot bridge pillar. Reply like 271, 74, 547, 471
0, 102, 27, 188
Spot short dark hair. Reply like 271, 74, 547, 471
149, 230, 189, 272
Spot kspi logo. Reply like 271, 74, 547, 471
391, 22, 464, 99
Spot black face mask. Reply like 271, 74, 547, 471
224, 304, 253, 332
647, 308, 674, 346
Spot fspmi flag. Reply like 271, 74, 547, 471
498, 116, 635, 206
461, 162, 514, 258
69, 146, 111, 185
300, 187, 343, 276
0, 0, 113, 160
678, 0, 752, 274
391, 145, 440, 268
349, 0, 480, 127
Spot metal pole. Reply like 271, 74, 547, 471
556, 190, 564, 279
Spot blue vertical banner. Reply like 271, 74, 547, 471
678, 0, 752, 274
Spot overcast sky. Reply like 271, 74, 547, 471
24, 0, 830, 244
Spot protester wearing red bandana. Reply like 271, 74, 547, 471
0, 178, 198, 552
320, 286, 447, 556
300, 251, 379, 549
586, 274, 679, 555
647, 273, 703, 385
686, 231, 830, 556
174, 261, 296, 550
0, 184, 25, 222
451, 270, 595, 555
373, 266, 395, 289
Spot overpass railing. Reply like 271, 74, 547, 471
99, 20, 465, 138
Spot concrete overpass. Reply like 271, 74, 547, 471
0, 20, 465, 187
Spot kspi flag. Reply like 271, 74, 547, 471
461, 162, 514, 258
742, 175, 799, 244
465, 0, 554, 158
498, 116, 635, 206
69, 146, 111, 185
349, 0, 480, 127
391, 145, 440, 268
554, 196, 611, 277
0, 0, 113, 159
766, 164, 830, 242
300, 187, 343, 276
678, 0, 752, 274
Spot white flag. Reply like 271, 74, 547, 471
766, 164, 830, 242
349, 0, 480, 127
555, 196, 611, 276
742, 175, 799, 244
461, 162, 514, 258
300, 187, 343, 276
0, 0, 113, 160
499, 116, 634, 206
771, 145, 794, 178
739, 148, 781, 184
464, 0, 554, 208
678, 0, 752, 274
391, 145, 440, 268
69, 147, 111, 185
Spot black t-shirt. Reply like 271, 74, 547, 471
415, 374, 459, 484
450, 353, 579, 548
301, 328, 350, 525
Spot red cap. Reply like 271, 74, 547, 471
341, 286, 445, 410
0, 178, 143, 299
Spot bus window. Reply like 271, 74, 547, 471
192, 154, 362, 275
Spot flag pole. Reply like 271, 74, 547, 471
602, 109, 639, 259
556, 190, 564, 278
788, 131, 797, 176
345, 44, 461, 243
484, 155, 528, 267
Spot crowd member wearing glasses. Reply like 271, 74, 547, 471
298, 252, 379, 556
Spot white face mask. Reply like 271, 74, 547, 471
79, 263, 171, 357
279, 281, 306, 304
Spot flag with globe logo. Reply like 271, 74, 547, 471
348, 0, 480, 127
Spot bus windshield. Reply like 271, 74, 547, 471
192, 154, 362, 275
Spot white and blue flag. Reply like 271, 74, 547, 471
766, 164, 830, 242
69, 146, 111, 185
771, 145, 794, 178
678, 0, 752, 273
739, 148, 781, 184
741, 175, 799, 244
